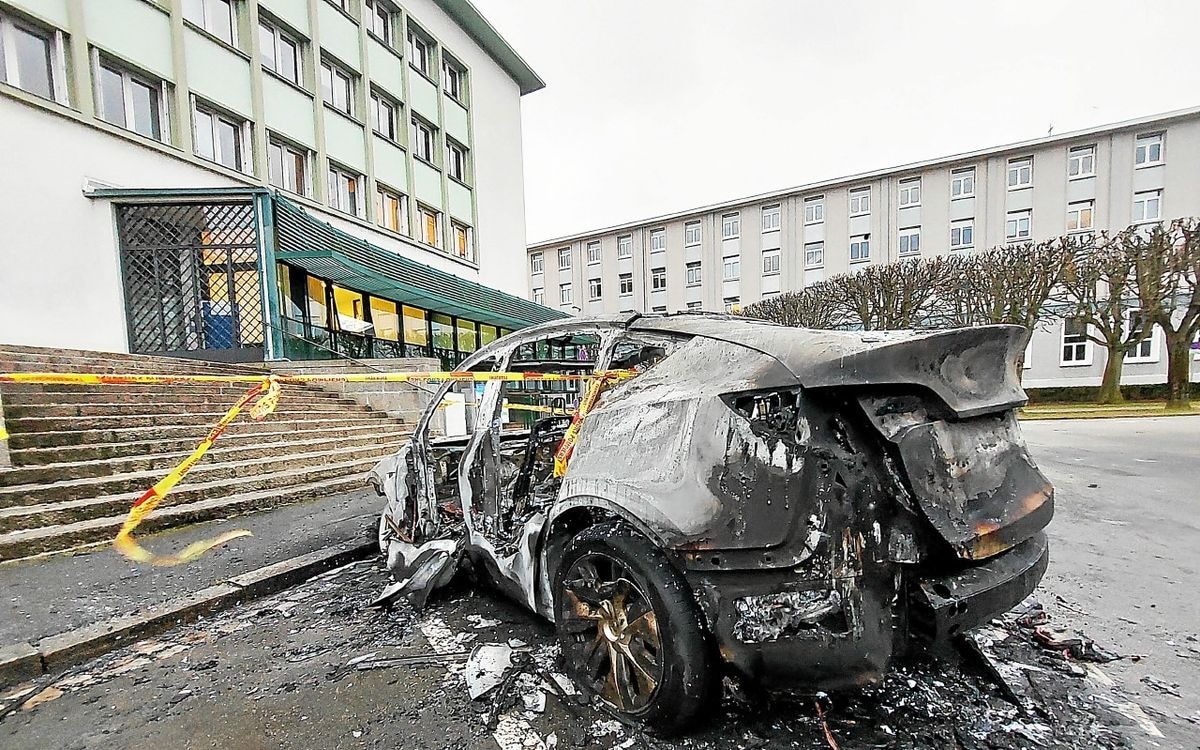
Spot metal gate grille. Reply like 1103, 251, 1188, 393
116, 202, 263, 358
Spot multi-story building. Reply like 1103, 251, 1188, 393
527, 107, 1200, 388
0, 0, 560, 367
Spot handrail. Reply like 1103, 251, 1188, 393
267, 322, 438, 395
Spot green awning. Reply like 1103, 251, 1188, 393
270, 196, 566, 331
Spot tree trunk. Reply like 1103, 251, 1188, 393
1097, 345, 1126, 404
1164, 333, 1193, 409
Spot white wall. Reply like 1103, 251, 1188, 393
0, 99, 243, 353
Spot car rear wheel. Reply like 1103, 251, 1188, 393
553, 521, 717, 734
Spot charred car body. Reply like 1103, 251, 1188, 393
369, 313, 1053, 733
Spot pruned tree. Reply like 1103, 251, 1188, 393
741, 282, 842, 328
829, 257, 951, 330
1131, 218, 1200, 408
1060, 230, 1150, 403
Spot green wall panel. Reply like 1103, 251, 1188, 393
316, 1, 360, 70
448, 180, 472, 223
11, 0, 68, 27
258, 0, 310, 35
85, 0, 173, 80
367, 38, 403, 100
263, 75, 316, 146
409, 73, 438, 124
324, 109, 367, 171
413, 160, 442, 207
444, 98, 469, 144
184, 30, 252, 116
372, 135, 407, 191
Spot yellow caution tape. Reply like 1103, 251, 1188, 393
0, 370, 634, 386
0, 425, 7, 442
553, 372, 623, 477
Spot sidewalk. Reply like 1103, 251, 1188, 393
0, 488, 382, 646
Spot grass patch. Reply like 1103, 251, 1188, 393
1019, 400, 1200, 420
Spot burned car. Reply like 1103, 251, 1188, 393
369, 313, 1053, 734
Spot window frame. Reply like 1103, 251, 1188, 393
327, 162, 364, 217
559, 282, 572, 306
445, 138, 468, 182
803, 196, 824, 224
588, 278, 602, 300
684, 221, 701, 247
898, 226, 921, 257
761, 248, 781, 276
532, 287, 544, 305
442, 57, 467, 103
411, 116, 436, 164
949, 219, 973, 250
722, 256, 740, 281
849, 234, 870, 263
1132, 190, 1162, 224
1005, 209, 1032, 242
193, 99, 249, 173
651, 267, 667, 292
848, 188, 870, 216
685, 261, 702, 287
1067, 144, 1095, 179
183, 0, 237, 47
374, 184, 409, 235
761, 204, 781, 232
649, 228, 666, 251
557, 247, 571, 270
407, 26, 435, 80
616, 234, 633, 259
618, 273, 633, 296
586, 241, 601, 265
320, 58, 355, 116
804, 241, 824, 269
1007, 156, 1033, 190
1124, 309, 1158, 363
93, 52, 168, 142
1134, 132, 1163, 167
950, 167, 975, 199
1066, 200, 1094, 234
0, 12, 68, 105
365, 0, 397, 46
417, 203, 442, 248
1060, 317, 1092, 366
721, 212, 741, 239
898, 178, 921, 207
267, 135, 310, 196
369, 89, 398, 141
451, 220, 473, 262
258, 17, 302, 86
529, 251, 544, 275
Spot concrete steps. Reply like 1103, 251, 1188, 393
0, 344, 416, 561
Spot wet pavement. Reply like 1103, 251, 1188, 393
0, 417, 1196, 749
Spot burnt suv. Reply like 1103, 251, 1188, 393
369, 314, 1053, 734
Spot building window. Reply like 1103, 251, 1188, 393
369, 91, 397, 140
724, 298, 740, 313
849, 188, 870, 216
617, 234, 633, 259
686, 301, 702, 311
411, 118, 435, 162
327, 164, 362, 216
805, 241, 824, 268
722, 257, 740, 281
650, 228, 666, 251
1005, 209, 1032, 242
532, 287, 544, 305
184, 0, 236, 46
950, 167, 975, 198
684, 221, 701, 246
898, 179, 920, 207
651, 268, 666, 291
588, 278, 602, 300
1125, 310, 1157, 362
530, 252, 544, 274
258, 19, 301, 85
443, 59, 466, 101
1066, 200, 1094, 233
95, 56, 165, 141
1133, 190, 1162, 224
619, 273, 633, 295
761, 204, 781, 232
686, 261, 701, 286
417, 204, 441, 247
320, 59, 354, 116
762, 249, 781, 275
898, 227, 921, 256
194, 103, 247, 171
803, 196, 824, 224
949, 219, 973, 250
452, 221, 473, 262
1134, 132, 1163, 166
365, 0, 396, 45
1061, 318, 1090, 365
407, 27, 434, 79
558, 247, 571, 270
375, 185, 408, 234
268, 137, 309, 195
850, 234, 870, 262
446, 139, 467, 181
0, 13, 65, 103
722, 212, 740, 239
1068, 145, 1095, 179
586, 241, 601, 264
559, 283, 572, 306
1007, 156, 1032, 189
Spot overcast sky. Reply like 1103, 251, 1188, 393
481, 1, 1200, 243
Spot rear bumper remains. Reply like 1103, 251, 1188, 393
908, 531, 1049, 646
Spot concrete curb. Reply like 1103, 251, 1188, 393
0, 540, 378, 689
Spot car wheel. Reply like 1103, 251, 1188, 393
553, 521, 717, 735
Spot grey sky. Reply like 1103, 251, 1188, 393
480, 0, 1200, 243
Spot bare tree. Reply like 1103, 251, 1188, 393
1058, 231, 1151, 403
828, 257, 950, 330
1131, 219, 1200, 408
740, 282, 843, 328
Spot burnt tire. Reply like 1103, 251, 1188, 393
553, 521, 717, 735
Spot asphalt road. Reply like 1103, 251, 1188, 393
0, 416, 1196, 749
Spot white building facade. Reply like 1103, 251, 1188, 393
527, 108, 1200, 389
0, 0, 556, 365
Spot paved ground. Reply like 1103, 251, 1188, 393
0, 417, 1196, 749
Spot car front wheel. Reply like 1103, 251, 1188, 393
553, 521, 717, 734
